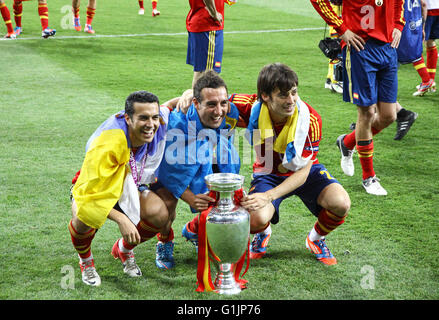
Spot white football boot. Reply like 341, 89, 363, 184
362, 176, 387, 196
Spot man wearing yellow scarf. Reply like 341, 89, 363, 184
69, 91, 173, 286
240, 63, 351, 265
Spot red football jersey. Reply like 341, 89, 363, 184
186, 0, 225, 32
310, 0, 405, 43
230, 94, 322, 176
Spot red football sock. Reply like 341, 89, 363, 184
343, 130, 356, 150
413, 57, 431, 83
152, 1, 158, 10
86, 6, 95, 25
68, 220, 97, 259
0, 3, 14, 34
314, 209, 346, 236
72, 5, 80, 18
344, 126, 381, 150
137, 220, 160, 242
157, 228, 174, 243
13, 1, 22, 28
187, 215, 199, 234
139, 1, 144, 9
357, 139, 375, 180
38, 3, 49, 30
426, 45, 438, 81
121, 219, 161, 251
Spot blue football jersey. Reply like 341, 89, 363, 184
397, 0, 424, 64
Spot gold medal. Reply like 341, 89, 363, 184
375, 0, 383, 6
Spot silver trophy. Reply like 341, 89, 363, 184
204, 173, 250, 295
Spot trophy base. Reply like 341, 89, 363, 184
214, 267, 242, 295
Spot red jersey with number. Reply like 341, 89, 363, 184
310, 0, 405, 43
186, 0, 225, 32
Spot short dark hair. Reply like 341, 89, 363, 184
257, 63, 298, 102
193, 70, 228, 103
125, 91, 159, 118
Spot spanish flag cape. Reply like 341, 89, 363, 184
157, 104, 241, 210
72, 111, 166, 229
196, 188, 250, 292
246, 97, 311, 172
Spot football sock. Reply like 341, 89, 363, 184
137, 219, 160, 242
187, 215, 200, 234
426, 45, 438, 80
308, 226, 324, 241
152, 0, 158, 10
79, 253, 93, 263
157, 227, 174, 243
343, 130, 356, 150
86, 6, 95, 25
0, 3, 14, 34
139, 0, 144, 9
413, 57, 431, 83
68, 219, 97, 260
119, 219, 161, 251
13, 1, 22, 28
344, 126, 381, 150
119, 238, 134, 253
313, 208, 346, 238
38, 3, 49, 30
357, 139, 375, 180
72, 5, 80, 18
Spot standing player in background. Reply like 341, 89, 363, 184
311, 0, 405, 196
401, 0, 436, 96
12, 0, 56, 38
186, 0, 236, 88
420, 0, 439, 94
0, 0, 15, 39
72, 0, 97, 34
138, 0, 160, 16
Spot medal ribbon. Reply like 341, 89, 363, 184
129, 150, 147, 187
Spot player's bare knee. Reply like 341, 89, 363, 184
325, 192, 351, 217
141, 201, 168, 226
249, 212, 269, 233
71, 215, 92, 234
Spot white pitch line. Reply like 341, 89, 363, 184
0, 27, 324, 41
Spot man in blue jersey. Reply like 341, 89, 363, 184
150, 70, 241, 267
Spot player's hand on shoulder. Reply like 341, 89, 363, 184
175, 89, 193, 114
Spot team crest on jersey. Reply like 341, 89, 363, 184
375, 0, 383, 6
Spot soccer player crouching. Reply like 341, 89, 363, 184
239, 63, 351, 265
69, 91, 173, 286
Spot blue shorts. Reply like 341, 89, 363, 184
186, 30, 224, 73
343, 39, 398, 106
425, 15, 439, 40
248, 164, 339, 224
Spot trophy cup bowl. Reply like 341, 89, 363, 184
204, 173, 250, 295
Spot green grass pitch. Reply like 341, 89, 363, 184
0, 0, 438, 301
